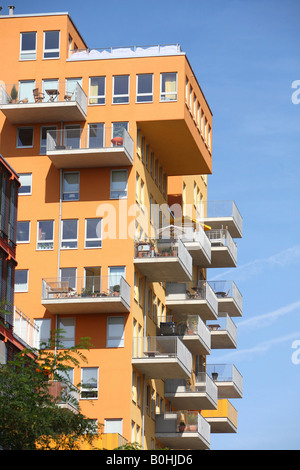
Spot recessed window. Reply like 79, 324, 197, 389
40, 126, 57, 154
89, 77, 105, 105
37, 220, 54, 250
20, 32, 36, 60
19, 80, 35, 103
85, 218, 102, 248
108, 266, 125, 292
113, 75, 129, 104
15, 269, 29, 292
110, 170, 128, 199
58, 317, 75, 349
64, 125, 81, 149
107, 316, 125, 348
34, 318, 51, 348
81, 367, 98, 399
61, 219, 78, 249
160, 72, 177, 101
63, 172, 79, 201
17, 221, 30, 243
88, 123, 104, 148
17, 127, 33, 148
60, 268, 77, 290
136, 74, 153, 102
18, 174, 32, 195
43, 31, 60, 59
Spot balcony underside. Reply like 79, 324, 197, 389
138, 119, 211, 176
217, 298, 242, 317
201, 217, 242, 239
155, 432, 210, 451
210, 247, 237, 268
181, 334, 211, 355
210, 331, 237, 349
42, 297, 130, 314
184, 241, 211, 266
134, 257, 192, 282
205, 417, 237, 433
0, 101, 86, 124
165, 299, 218, 321
215, 381, 242, 399
47, 147, 133, 169
131, 357, 190, 380
165, 391, 216, 410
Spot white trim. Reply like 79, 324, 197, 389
43, 30, 60, 60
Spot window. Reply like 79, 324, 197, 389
104, 419, 123, 435
64, 125, 81, 149
65, 78, 82, 99
37, 220, 54, 250
113, 75, 129, 104
136, 74, 153, 102
40, 126, 56, 154
88, 123, 104, 148
107, 316, 125, 348
34, 318, 51, 348
110, 170, 128, 199
60, 268, 76, 290
89, 76, 105, 105
108, 266, 125, 292
17, 127, 33, 148
160, 72, 177, 101
84, 267, 101, 293
63, 172, 79, 201
61, 219, 78, 249
17, 221, 30, 243
18, 174, 32, 195
112, 122, 128, 140
42, 79, 59, 101
43, 30, 60, 59
20, 32, 36, 60
19, 80, 35, 103
58, 317, 75, 348
15, 270, 28, 292
85, 218, 102, 248
81, 367, 98, 399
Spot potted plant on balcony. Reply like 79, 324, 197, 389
113, 284, 120, 296
178, 421, 186, 433
10, 84, 18, 103
188, 413, 198, 432
81, 288, 92, 297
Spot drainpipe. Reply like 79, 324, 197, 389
57, 168, 62, 279
141, 275, 147, 449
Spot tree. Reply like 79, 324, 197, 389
0, 330, 99, 450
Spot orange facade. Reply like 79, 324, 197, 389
0, 9, 242, 450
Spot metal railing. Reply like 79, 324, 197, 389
46, 127, 134, 163
13, 306, 39, 349
47, 380, 80, 411
155, 410, 210, 440
165, 280, 218, 311
69, 44, 183, 60
165, 372, 218, 405
0, 82, 87, 115
206, 229, 237, 263
208, 280, 243, 312
132, 335, 192, 375
206, 363, 243, 396
207, 313, 237, 344
42, 275, 131, 309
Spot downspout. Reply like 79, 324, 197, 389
141, 275, 147, 449
55, 166, 63, 361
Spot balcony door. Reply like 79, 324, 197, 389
84, 267, 101, 294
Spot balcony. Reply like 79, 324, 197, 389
134, 238, 192, 282
13, 306, 39, 349
208, 280, 243, 317
131, 336, 192, 379
206, 229, 237, 268
46, 127, 134, 169
164, 373, 218, 410
201, 400, 238, 433
198, 201, 243, 238
155, 411, 210, 450
158, 315, 211, 355
165, 281, 218, 321
41, 276, 131, 314
207, 313, 237, 349
48, 380, 80, 414
0, 82, 87, 124
207, 364, 243, 399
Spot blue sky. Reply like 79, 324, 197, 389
7, 0, 300, 449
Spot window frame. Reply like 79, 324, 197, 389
20, 32, 37, 61
112, 75, 130, 104
106, 316, 125, 348
160, 72, 178, 102
40, 125, 57, 155
61, 219, 78, 249
43, 30, 60, 59
136, 73, 153, 103
18, 173, 32, 196
81, 367, 99, 400
57, 317, 76, 349
89, 76, 106, 105
110, 169, 128, 200
15, 269, 29, 293
16, 221, 30, 244
17, 127, 34, 148
62, 171, 80, 201
36, 220, 54, 251
85, 218, 102, 249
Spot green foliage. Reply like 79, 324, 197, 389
0, 330, 98, 450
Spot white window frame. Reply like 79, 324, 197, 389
61, 219, 78, 249
40, 125, 57, 154
34, 318, 51, 348
85, 218, 102, 249
106, 316, 125, 348
15, 269, 29, 293
136, 74, 153, 103
62, 171, 80, 201
18, 173, 32, 196
17, 127, 34, 148
20, 32, 37, 61
81, 367, 99, 399
89, 76, 106, 105
110, 169, 128, 199
57, 317, 75, 349
43, 30, 60, 59
112, 75, 129, 104
104, 419, 123, 435
60, 268, 77, 290
160, 72, 178, 102
37, 220, 54, 250
16, 221, 30, 244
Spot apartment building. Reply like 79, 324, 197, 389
0, 7, 243, 449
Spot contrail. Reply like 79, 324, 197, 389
238, 300, 300, 330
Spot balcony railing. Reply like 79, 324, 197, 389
165, 280, 218, 320
13, 306, 39, 349
41, 275, 131, 314
207, 313, 237, 349
198, 201, 243, 238
201, 399, 238, 433
206, 229, 237, 267
46, 127, 134, 165
48, 380, 80, 413
155, 411, 210, 450
69, 44, 183, 61
206, 363, 243, 399
165, 373, 218, 410
208, 280, 243, 317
